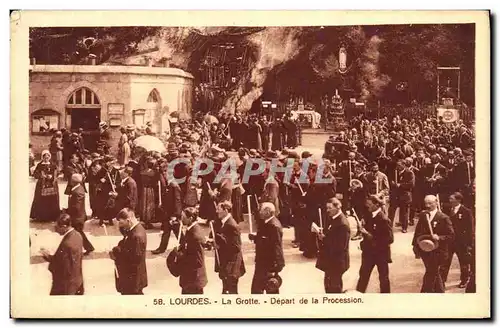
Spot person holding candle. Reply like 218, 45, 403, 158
249, 202, 285, 294
313, 197, 350, 293
355, 195, 394, 293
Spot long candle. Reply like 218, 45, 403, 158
296, 179, 305, 196
158, 180, 162, 206
176, 222, 183, 247
318, 208, 323, 230
247, 195, 253, 234
348, 161, 352, 184
209, 221, 220, 266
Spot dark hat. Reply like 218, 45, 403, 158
463, 150, 473, 157
265, 274, 283, 293
181, 143, 192, 150
104, 155, 116, 163
166, 249, 181, 277
301, 151, 312, 159
237, 147, 247, 156
288, 151, 300, 160
91, 152, 102, 160
266, 150, 279, 159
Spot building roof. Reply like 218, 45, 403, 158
29, 65, 194, 79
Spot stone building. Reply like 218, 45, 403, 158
29, 64, 194, 156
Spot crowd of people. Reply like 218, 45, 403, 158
30, 109, 476, 296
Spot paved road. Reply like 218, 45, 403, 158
29, 179, 463, 295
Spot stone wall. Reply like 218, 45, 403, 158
29, 65, 193, 157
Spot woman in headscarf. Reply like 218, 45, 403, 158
138, 157, 158, 229
30, 150, 60, 222
118, 127, 131, 166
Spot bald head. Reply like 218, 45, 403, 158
71, 173, 83, 186
424, 195, 438, 211
259, 202, 276, 220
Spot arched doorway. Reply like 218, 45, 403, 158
66, 87, 101, 151
145, 89, 162, 133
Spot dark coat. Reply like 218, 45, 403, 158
64, 162, 86, 182
454, 161, 475, 189
199, 172, 217, 221
213, 216, 246, 279
261, 179, 280, 216
178, 224, 208, 290
447, 205, 474, 248
160, 177, 183, 219
113, 223, 148, 294
316, 213, 351, 274
48, 229, 84, 295
217, 178, 233, 203
390, 168, 415, 204
117, 177, 138, 212
412, 211, 455, 261
271, 121, 284, 150
360, 210, 394, 263
63, 162, 88, 195
423, 163, 448, 194
67, 184, 87, 224
30, 162, 60, 222
254, 217, 285, 273
453, 132, 474, 150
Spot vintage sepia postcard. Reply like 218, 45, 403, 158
10, 10, 490, 319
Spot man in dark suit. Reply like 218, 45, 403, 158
422, 155, 448, 202
211, 201, 246, 294
440, 192, 474, 288
388, 159, 415, 232
67, 173, 94, 255
116, 166, 138, 213
152, 172, 183, 254
249, 202, 285, 294
313, 197, 350, 293
338, 152, 360, 204
64, 153, 87, 195
110, 208, 148, 295
454, 125, 474, 150
356, 195, 394, 293
412, 195, 455, 293
453, 150, 475, 209
40, 214, 84, 295
101, 156, 122, 225
177, 207, 208, 294
216, 175, 233, 203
